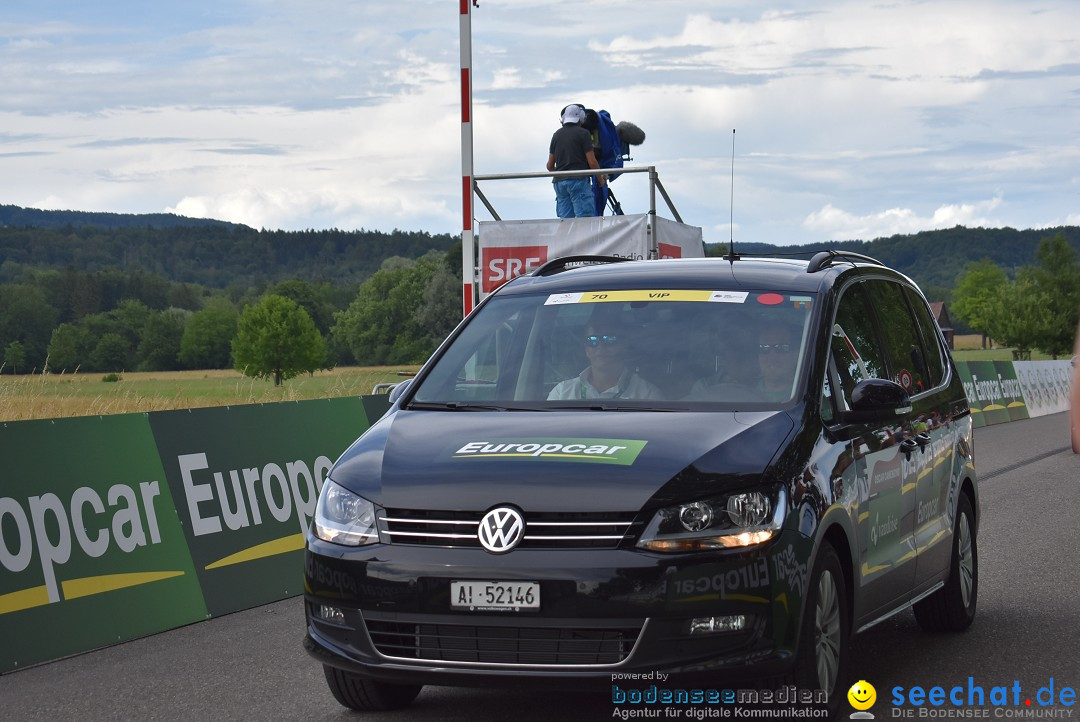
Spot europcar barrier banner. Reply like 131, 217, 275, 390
0, 395, 390, 673
0, 415, 207, 672
147, 398, 377, 616
954, 361, 1029, 428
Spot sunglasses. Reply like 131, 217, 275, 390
758, 343, 792, 354
584, 334, 620, 347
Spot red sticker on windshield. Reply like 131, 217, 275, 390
898, 369, 913, 390
757, 293, 784, 305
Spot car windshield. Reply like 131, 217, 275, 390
410, 289, 817, 409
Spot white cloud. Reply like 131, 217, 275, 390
2, 1, 1079, 244
803, 196, 1007, 240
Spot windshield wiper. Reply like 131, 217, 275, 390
407, 401, 530, 411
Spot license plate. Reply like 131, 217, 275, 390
450, 581, 540, 611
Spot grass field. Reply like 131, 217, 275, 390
950, 334, 1060, 361
0, 366, 420, 422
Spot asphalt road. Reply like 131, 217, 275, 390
2, 412, 1077, 721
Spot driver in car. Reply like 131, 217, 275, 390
548, 318, 663, 400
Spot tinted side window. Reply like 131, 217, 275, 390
829, 282, 890, 407
863, 280, 930, 395
903, 286, 945, 389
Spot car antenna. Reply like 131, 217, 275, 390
724, 128, 739, 262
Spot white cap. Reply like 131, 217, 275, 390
561, 104, 585, 125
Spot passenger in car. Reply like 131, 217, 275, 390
547, 319, 663, 400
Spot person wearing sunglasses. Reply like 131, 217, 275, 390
547, 322, 662, 401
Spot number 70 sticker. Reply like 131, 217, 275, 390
545, 290, 749, 305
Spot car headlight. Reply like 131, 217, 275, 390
313, 480, 380, 546
636, 487, 786, 552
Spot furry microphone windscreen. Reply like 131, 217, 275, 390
616, 121, 646, 146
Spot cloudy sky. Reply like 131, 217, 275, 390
2, 0, 1079, 245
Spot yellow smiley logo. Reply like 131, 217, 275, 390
847, 680, 877, 711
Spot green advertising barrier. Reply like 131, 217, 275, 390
0, 414, 207, 671
955, 361, 1029, 428
147, 397, 379, 616
0, 394, 391, 673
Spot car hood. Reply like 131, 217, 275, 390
329, 409, 797, 513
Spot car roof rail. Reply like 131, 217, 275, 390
806, 250, 885, 274
530, 255, 632, 277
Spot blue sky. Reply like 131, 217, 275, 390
2, 0, 1078, 245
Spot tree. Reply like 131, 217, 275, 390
333, 253, 446, 365
90, 333, 130, 372
267, 279, 335, 336
984, 273, 1048, 361
0, 285, 60, 370
951, 260, 1008, 349
232, 294, 326, 385
1026, 233, 1080, 358
415, 263, 462, 348
179, 299, 238, 369
3, 340, 26, 374
138, 308, 189, 371
46, 323, 90, 372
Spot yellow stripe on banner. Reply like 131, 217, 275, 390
205, 533, 305, 570
1007, 401, 1026, 409
0, 585, 50, 615
62, 571, 185, 601
579, 290, 719, 303
983, 404, 1006, 411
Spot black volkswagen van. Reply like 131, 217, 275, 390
303, 253, 979, 715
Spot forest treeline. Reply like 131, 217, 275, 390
1, 204, 1077, 375
0, 205, 458, 288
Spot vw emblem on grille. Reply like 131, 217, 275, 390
477, 506, 525, 553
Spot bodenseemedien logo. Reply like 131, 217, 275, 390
453, 438, 647, 465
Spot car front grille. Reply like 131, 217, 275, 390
364, 613, 644, 666
380, 509, 637, 549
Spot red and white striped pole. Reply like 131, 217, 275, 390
459, 0, 476, 317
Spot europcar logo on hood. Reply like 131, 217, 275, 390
453, 438, 647, 465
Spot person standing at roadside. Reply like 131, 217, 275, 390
546, 104, 605, 218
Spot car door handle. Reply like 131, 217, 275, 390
914, 432, 931, 448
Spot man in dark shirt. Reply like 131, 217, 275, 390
546, 104, 605, 218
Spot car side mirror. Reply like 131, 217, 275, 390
388, 378, 413, 405
839, 378, 912, 423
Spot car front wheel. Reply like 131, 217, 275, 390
914, 492, 978, 632
323, 665, 423, 711
791, 543, 848, 715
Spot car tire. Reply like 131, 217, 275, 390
790, 543, 848, 715
913, 492, 978, 632
322, 665, 422, 711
